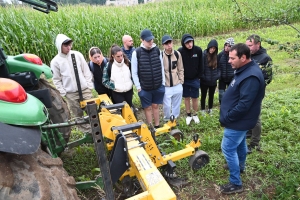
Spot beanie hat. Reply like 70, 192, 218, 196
225, 37, 234, 46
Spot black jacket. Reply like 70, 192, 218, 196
251, 47, 273, 85
178, 34, 203, 80
201, 39, 220, 86
218, 50, 234, 82
220, 60, 265, 130
91, 60, 111, 95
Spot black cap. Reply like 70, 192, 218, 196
183, 37, 193, 44
162, 35, 172, 44
62, 39, 73, 44
140, 29, 154, 42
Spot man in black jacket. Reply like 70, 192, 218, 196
246, 34, 273, 153
178, 34, 203, 125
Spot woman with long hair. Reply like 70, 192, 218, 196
102, 45, 133, 107
200, 39, 220, 115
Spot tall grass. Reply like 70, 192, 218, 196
1, 0, 300, 64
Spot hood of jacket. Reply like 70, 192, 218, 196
55, 34, 72, 54
140, 42, 157, 50
206, 39, 218, 52
181, 34, 194, 50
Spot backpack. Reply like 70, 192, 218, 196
88, 58, 108, 74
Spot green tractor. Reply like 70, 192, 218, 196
0, 1, 77, 199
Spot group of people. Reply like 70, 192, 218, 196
50, 30, 272, 195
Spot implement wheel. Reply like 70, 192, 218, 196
169, 129, 183, 142
189, 150, 209, 171
0, 148, 79, 200
38, 79, 71, 141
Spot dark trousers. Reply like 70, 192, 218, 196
218, 79, 231, 104
200, 84, 217, 110
111, 89, 133, 107
248, 105, 262, 147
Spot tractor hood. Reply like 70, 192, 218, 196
0, 94, 48, 125
6, 54, 53, 79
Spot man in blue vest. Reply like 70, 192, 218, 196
219, 43, 265, 194
131, 29, 165, 129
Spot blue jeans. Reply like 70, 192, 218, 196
221, 128, 247, 185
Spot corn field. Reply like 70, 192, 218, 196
1, 0, 300, 64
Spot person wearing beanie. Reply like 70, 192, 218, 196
161, 35, 184, 121
131, 29, 165, 129
217, 37, 235, 105
200, 39, 220, 116
178, 34, 203, 125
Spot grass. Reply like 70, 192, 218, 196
61, 23, 300, 199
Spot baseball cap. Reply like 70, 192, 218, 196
162, 35, 172, 44
183, 36, 193, 44
62, 39, 73, 44
140, 29, 155, 42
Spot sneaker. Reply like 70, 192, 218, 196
192, 115, 200, 124
186, 116, 193, 125
200, 110, 206, 116
163, 117, 169, 122
223, 164, 244, 173
208, 109, 213, 115
220, 182, 243, 194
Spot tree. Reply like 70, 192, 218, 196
233, 0, 300, 59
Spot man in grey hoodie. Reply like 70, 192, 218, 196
51, 34, 93, 133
